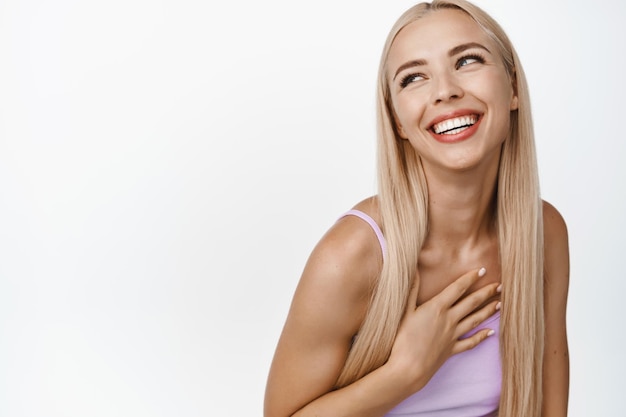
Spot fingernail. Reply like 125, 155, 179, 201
478, 267, 486, 277
496, 284, 502, 293
487, 329, 495, 336
495, 301, 501, 311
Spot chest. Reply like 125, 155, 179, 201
385, 312, 502, 416
415, 240, 501, 306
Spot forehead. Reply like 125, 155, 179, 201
387, 9, 495, 73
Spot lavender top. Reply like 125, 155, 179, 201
340, 210, 501, 417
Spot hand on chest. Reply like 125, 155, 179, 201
415, 241, 501, 306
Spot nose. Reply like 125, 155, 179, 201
432, 72, 464, 104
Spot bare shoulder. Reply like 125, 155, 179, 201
301, 195, 383, 305
265, 196, 383, 416
542, 200, 570, 286
352, 195, 383, 225
287, 194, 383, 344
543, 200, 568, 244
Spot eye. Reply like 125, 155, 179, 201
400, 73, 425, 88
456, 54, 485, 69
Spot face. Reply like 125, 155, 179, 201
387, 9, 518, 173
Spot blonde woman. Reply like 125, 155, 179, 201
265, 1, 569, 416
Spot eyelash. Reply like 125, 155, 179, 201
456, 53, 486, 69
400, 73, 424, 88
399, 53, 487, 89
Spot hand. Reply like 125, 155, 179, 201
388, 267, 501, 391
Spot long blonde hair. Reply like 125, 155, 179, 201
334, 1, 544, 415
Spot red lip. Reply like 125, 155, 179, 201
427, 110, 483, 144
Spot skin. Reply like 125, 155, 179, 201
265, 9, 569, 417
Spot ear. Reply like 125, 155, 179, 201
510, 94, 518, 111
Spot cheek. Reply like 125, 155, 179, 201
489, 75, 515, 109
469, 68, 512, 103
393, 94, 427, 132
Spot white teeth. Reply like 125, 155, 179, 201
433, 115, 478, 134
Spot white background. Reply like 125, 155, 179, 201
1, 0, 624, 415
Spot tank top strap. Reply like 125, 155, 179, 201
339, 209, 387, 261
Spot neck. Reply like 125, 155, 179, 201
422, 159, 499, 250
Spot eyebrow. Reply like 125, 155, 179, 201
392, 42, 491, 81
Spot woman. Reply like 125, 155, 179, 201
265, 1, 569, 416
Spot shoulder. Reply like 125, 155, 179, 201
543, 200, 568, 243
337, 195, 384, 264
541, 200, 570, 302
286, 195, 383, 341
301, 196, 383, 302
264, 197, 384, 415
542, 200, 569, 277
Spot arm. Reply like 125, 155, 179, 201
264, 214, 407, 417
265, 207, 501, 417
541, 201, 570, 416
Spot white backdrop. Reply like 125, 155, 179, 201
1, 0, 624, 415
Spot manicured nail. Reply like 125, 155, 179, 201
496, 284, 502, 293
495, 302, 501, 311
487, 329, 495, 336
478, 267, 486, 277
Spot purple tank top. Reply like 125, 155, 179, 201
340, 210, 501, 417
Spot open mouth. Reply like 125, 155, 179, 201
431, 114, 479, 135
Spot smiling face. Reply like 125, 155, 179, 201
387, 8, 518, 173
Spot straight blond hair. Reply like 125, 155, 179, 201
334, 1, 544, 415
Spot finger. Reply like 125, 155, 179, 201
451, 328, 495, 355
451, 281, 501, 321
438, 267, 487, 307
455, 299, 500, 338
